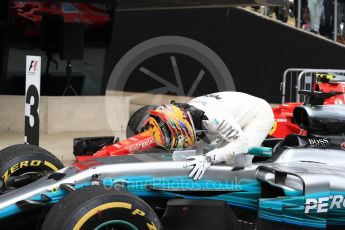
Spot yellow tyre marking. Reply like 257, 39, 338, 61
2, 160, 58, 183
10, 163, 19, 174
2, 171, 9, 182
20, 161, 29, 168
73, 202, 132, 230
30, 160, 41, 166
44, 161, 59, 171
147, 221, 158, 230
132, 208, 145, 216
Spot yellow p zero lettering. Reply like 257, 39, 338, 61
2, 170, 9, 182
20, 161, 29, 169
10, 163, 19, 174
146, 221, 158, 230
73, 202, 132, 230
132, 209, 145, 217
44, 161, 59, 171
30, 160, 41, 166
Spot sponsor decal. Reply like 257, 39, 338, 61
269, 121, 277, 136
305, 195, 345, 213
204, 94, 222, 100
228, 133, 239, 140
335, 99, 343, 104
307, 138, 329, 147
222, 126, 233, 135
216, 120, 227, 131
128, 138, 155, 152
190, 100, 206, 106
215, 120, 239, 141
341, 142, 345, 150
73, 202, 157, 230
2, 160, 57, 182
28, 60, 39, 74
213, 118, 220, 126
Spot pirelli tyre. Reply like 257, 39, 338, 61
0, 144, 64, 190
42, 186, 162, 230
126, 105, 157, 138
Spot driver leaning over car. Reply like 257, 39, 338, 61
146, 91, 274, 180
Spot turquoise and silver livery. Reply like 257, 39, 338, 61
1, 105, 345, 229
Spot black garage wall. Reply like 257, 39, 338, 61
104, 7, 345, 103
225, 8, 345, 102
0, 0, 8, 93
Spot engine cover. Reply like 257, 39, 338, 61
293, 105, 345, 135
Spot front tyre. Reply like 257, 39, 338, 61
0, 144, 64, 191
42, 186, 162, 230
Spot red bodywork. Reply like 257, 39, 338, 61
76, 131, 157, 162
10, 2, 110, 37
270, 81, 345, 138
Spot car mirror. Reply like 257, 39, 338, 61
172, 150, 197, 161
248, 147, 272, 157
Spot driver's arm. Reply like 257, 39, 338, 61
201, 112, 249, 164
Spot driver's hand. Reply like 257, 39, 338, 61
183, 155, 212, 180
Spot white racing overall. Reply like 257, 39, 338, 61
188, 91, 274, 166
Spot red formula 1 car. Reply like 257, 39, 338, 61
269, 74, 345, 138
73, 131, 157, 162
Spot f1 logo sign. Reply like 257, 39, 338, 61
28, 60, 38, 73
25, 56, 41, 146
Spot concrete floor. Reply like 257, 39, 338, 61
0, 131, 126, 166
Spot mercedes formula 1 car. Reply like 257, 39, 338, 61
0, 103, 345, 229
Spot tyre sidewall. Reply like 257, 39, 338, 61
65, 192, 160, 230
0, 151, 62, 182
